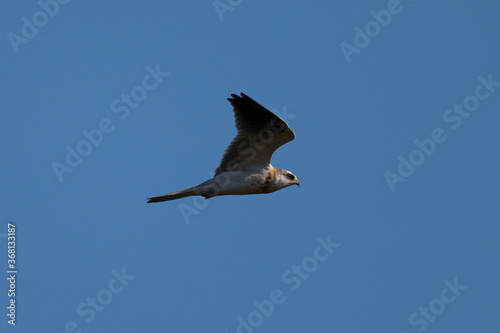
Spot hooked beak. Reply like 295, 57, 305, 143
295, 180, 300, 187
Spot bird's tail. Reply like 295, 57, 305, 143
147, 180, 211, 203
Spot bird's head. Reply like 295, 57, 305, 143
279, 170, 300, 188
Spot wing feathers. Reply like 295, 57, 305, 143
229, 93, 277, 132
215, 93, 295, 175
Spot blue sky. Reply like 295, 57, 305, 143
2, 0, 500, 332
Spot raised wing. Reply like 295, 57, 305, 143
214, 93, 295, 175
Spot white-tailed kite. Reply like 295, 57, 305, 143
147, 93, 299, 203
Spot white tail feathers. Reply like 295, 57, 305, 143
147, 180, 211, 203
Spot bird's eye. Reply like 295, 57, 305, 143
286, 174, 295, 180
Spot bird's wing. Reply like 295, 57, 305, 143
214, 93, 295, 175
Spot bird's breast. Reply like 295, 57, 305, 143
211, 170, 273, 195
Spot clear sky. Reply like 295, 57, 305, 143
2, 0, 500, 332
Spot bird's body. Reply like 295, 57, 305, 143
147, 93, 299, 203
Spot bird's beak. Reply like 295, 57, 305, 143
296, 180, 300, 187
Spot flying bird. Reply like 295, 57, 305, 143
147, 93, 299, 203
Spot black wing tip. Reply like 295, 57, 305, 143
228, 92, 251, 100
228, 92, 243, 102
227, 93, 261, 111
